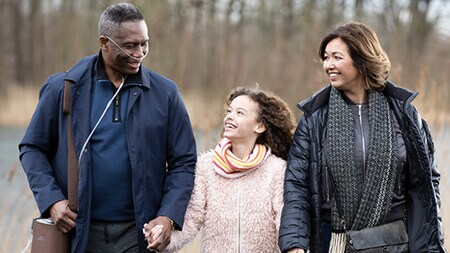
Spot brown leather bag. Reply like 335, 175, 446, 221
30, 218, 70, 253
30, 80, 78, 253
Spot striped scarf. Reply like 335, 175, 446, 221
213, 138, 271, 178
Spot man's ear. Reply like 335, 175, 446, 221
255, 122, 266, 134
99, 36, 109, 50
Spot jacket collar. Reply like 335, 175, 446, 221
381, 80, 417, 104
64, 52, 151, 89
297, 85, 331, 116
298, 81, 418, 116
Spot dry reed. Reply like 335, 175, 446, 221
0, 84, 39, 127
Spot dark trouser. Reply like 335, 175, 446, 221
87, 220, 139, 253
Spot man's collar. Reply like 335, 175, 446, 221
94, 51, 145, 86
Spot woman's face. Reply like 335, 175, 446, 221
323, 37, 364, 95
223, 95, 265, 144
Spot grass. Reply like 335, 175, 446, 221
0, 85, 39, 127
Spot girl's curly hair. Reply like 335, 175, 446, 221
224, 87, 296, 160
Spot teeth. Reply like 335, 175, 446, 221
329, 73, 339, 77
129, 62, 140, 68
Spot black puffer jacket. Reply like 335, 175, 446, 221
278, 82, 445, 253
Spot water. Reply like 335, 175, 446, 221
1, 125, 449, 252
0, 127, 38, 253
0, 126, 24, 171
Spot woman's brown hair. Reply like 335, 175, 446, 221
318, 22, 391, 90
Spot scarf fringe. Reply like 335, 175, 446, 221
329, 232, 346, 253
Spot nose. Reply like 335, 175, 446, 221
323, 59, 335, 72
224, 112, 234, 122
131, 45, 147, 58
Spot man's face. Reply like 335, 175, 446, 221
101, 20, 149, 76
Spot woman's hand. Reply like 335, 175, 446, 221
287, 248, 305, 253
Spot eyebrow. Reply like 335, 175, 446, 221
229, 106, 248, 113
325, 50, 344, 56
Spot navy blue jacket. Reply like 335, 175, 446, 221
19, 54, 197, 252
279, 82, 445, 252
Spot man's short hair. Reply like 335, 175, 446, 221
98, 3, 144, 37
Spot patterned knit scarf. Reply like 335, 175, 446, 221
327, 88, 398, 252
213, 138, 271, 178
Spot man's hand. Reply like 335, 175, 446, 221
143, 216, 173, 252
49, 199, 77, 233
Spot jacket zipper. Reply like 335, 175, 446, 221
324, 166, 330, 202
113, 93, 121, 122
398, 161, 405, 193
357, 105, 366, 170
236, 179, 242, 253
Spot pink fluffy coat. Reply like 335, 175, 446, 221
166, 151, 286, 252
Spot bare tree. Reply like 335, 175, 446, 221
2, 0, 449, 114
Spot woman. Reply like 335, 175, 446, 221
145, 87, 296, 252
278, 22, 445, 253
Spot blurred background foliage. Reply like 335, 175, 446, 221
0, 0, 449, 130
0, 1, 449, 252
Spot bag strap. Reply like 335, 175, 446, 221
63, 80, 78, 213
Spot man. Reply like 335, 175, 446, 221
19, 3, 196, 252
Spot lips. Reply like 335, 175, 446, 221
224, 122, 236, 130
128, 61, 141, 69
328, 72, 340, 82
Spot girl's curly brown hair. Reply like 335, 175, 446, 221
224, 87, 296, 160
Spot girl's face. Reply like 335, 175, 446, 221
223, 95, 265, 143
323, 37, 364, 96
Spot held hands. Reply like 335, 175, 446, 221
49, 199, 77, 233
143, 216, 173, 252
287, 248, 305, 253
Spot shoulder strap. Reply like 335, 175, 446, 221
63, 80, 78, 213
